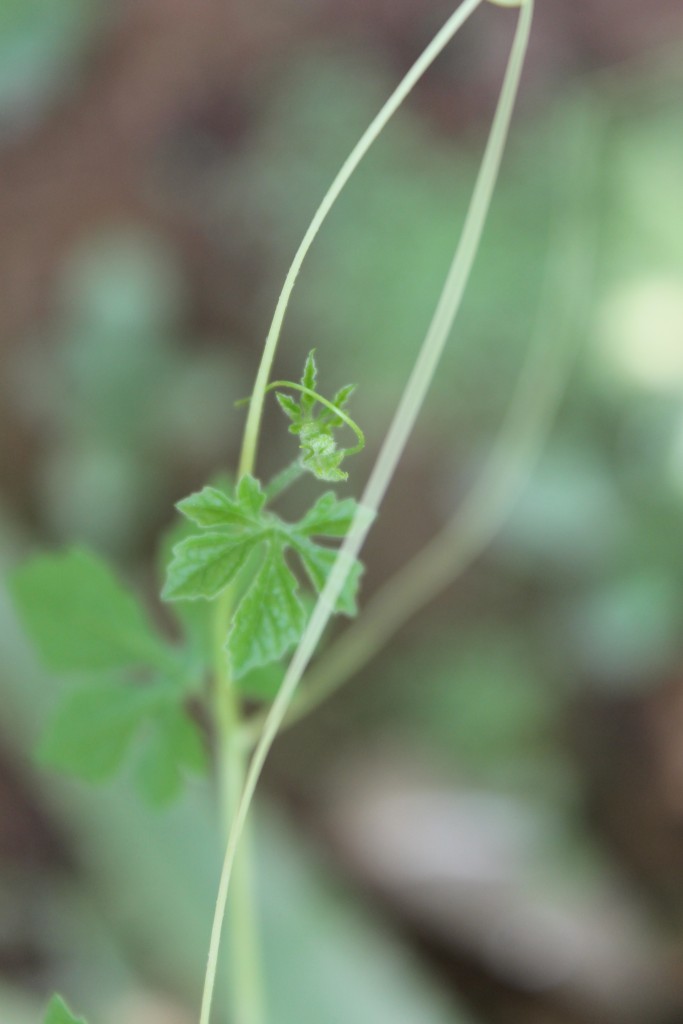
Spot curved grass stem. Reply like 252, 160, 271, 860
244, 96, 600, 740
237, 0, 485, 480
199, 5, 533, 1023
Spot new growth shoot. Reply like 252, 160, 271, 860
199, 2, 534, 1024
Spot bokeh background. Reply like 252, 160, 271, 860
2, 1, 683, 1022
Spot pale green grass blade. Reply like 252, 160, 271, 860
201, 4, 533, 1023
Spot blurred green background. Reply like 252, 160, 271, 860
1, 1, 683, 1022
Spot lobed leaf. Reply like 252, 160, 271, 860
11, 548, 169, 673
176, 486, 255, 529
157, 518, 213, 672
236, 474, 267, 517
135, 703, 207, 806
296, 492, 357, 537
300, 349, 318, 411
274, 350, 359, 482
228, 541, 307, 678
331, 383, 356, 409
163, 531, 264, 601
291, 538, 362, 616
43, 995, 87, 1024
324, 383, 356, 427
37, 682, 154, 783
276, 391, 301, 423
38, 677, 208, 803
163, 449, 368, 687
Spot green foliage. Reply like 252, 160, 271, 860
177, 480, 264, 529
276, 350, 358, 482
162, 531, 265, 602
228, 541, 307, 678
36, 679, 207, 802
135, 702, 208, 805
164, 476, 363, 679
156, 508, 226, 675
11, 362, 366, 805
10, 548, 170, 673
290, 540, 361, 617
297, 491, 358, 537
0, 0, 99, 121
26, 228, 244, 554
11, 548, 207, 805
43, 995, 86, 1024
37, 682, 155, 783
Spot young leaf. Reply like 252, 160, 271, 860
228, 541, 307, 678
164, 458, 368, 684
135, 703, 207, 806
296, 492, 358, 537
44, 995, 87, 1024
177, 476, 266, 530
176, 486, 255, 529
331, 383, 356, 410
323, 383, 356, 428
291, 538, 362, 616
163, 531, 264, 601
11, 548, 168, 672
37, 682, 153, 783
274, 351, 360, 482
276, 392, 301, 422
299, 424, 347, 482
236, 474, 267, 517
300, 349, 318, 412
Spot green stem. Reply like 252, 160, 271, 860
200, 591, 264, 1024
264, 461, 306, 503
200, 9, 532, 1024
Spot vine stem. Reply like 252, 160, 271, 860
203, 4, 485, 1015
263, 461, 305, 503
199, 4, 532, 1024
205, 590, 264, 1024
237, 0, 484, 480
244, 93, 600, 742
